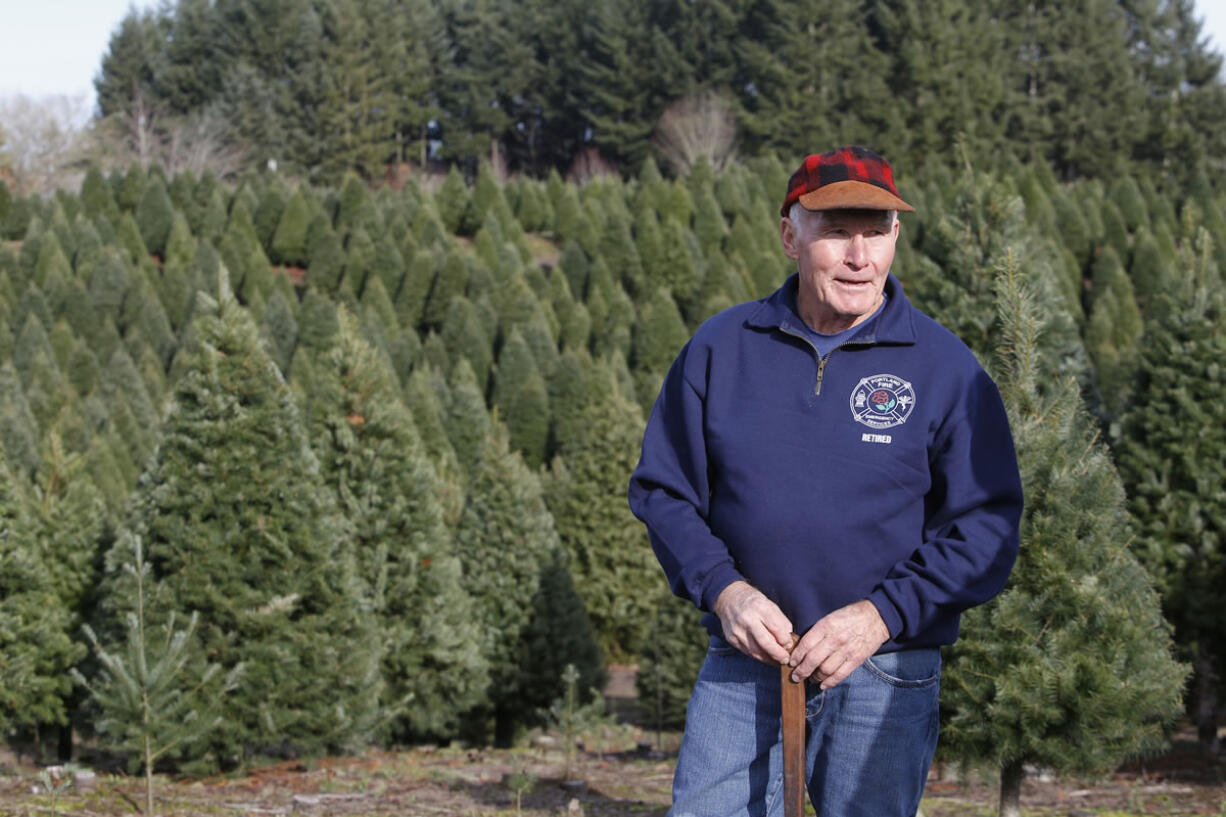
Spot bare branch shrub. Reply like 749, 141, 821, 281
652, 90, 738, 175
0, 93, 93, 195
567, 146, 617, 184
94, 97, 246, 179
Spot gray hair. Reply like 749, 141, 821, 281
786, 203, 897, 238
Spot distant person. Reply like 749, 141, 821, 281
628, 145, 1024, 816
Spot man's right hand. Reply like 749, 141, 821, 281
712, 581, 794, 665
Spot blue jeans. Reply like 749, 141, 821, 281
670, 637, 940, 817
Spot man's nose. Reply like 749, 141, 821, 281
846, 236, 868, 268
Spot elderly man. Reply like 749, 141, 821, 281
628, 146, 1023, 817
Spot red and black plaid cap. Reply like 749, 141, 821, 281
780, 146, 914, 217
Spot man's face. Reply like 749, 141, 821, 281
780, 208, 900, 334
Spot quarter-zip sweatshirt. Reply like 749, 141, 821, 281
628, 273, 1023, 651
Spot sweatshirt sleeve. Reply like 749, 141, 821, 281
865, 366, 1023, 640
627, 344, 746, 613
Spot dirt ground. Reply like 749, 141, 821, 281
2, 667, 1222, 816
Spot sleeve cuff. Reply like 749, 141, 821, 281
699, 562, 747, 613
866, 589, 904, 640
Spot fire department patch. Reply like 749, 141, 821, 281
850, 374, 916, 429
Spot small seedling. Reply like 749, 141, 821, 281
506, 769, 537, 815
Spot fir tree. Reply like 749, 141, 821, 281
435, 166, 469, 235
136, 178, 176, 258
251, 186, 286, 256
259, 289, 299, 376
940, 257, 1186, 817
636, 589, 708, 733
106, 279, 383, 770
444, 357, 491, 475
492, 329, 550, 469
453, 421, 565, 745
271, 187, 313, 267
1, 363, 42, 477
75, 535, 234, 807
402, 366, 466, 528
0, 450, 82, 736
1084, 245, 1143, 419
1117, 252, 1226, 759
439, 295, 493, 388
512, 550, 606, 727
545, 363, 655, 657
303, 309, 488, 739
423, 250, 469, 330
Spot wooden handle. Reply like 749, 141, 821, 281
781, 634, 806, 817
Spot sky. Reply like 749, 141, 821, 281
1, 0, 1226, 112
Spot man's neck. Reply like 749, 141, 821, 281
797, 289, 885, 335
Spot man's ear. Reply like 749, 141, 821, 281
780, 217, 800, 260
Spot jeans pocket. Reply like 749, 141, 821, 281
863, 648, 941, 688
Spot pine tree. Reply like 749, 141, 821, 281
303, 309, 488, 739
512, 550, 606, 727
423, 249, 469, 330
439, 295, 493, 388
75, 535, 234, 807
545, 363, 655, 657
1084, 245, 1143, 419
136, 178, 176, 258
1117, 248, 1226, 759
491, 329, 550, 469
106, 279, 383, 770
0, 449, 82, 736
260, 289, 299, 375
402, 366, 466, 528
271, 187, 313, 267
631, 287, 689, 413
453, 421, 566, 746
636, 589, 708, 732
939, 257, 1186, 817
435, 166, 469, 235
444, 357, 491, 476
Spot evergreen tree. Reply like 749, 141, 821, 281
423, 249, 469, 330
136, 177, 176, 258
75, 534, 234, 807
631, 287, 690, 413
439, 295, 493, 388
402, 366, 466, 528
1084, 245, 1143, 419
271, 187, 313, 267
106, 280, 383, 770
512, 549, 606, 727
1117, 255, 1226, 759
1, 362, 42, 477
259, 289, 299, 375
545, 363, 655, 657
491, 329, 550, 468
453, 421, 567, 746
303, 309, 488, 739
443, 357, 491, 476
636, 589, 709, 732
940, 259, 1186, 817
0, 450, 82, 736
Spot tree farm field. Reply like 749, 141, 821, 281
1, 724, 1222, 817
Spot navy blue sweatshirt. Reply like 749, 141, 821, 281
628, 273, 1023, 651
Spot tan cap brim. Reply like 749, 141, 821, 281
797, 180, 915, 212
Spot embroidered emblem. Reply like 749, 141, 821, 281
851, 374, 915, 429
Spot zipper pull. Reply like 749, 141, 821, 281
815, 357, 828, 395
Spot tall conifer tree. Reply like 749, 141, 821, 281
105, 279, 382, 770
303, 310, 488, 739
940, 257, 1186, 817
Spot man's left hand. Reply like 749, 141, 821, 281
787, 600, 890, 689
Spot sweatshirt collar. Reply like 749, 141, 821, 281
746, 272, 918, 346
